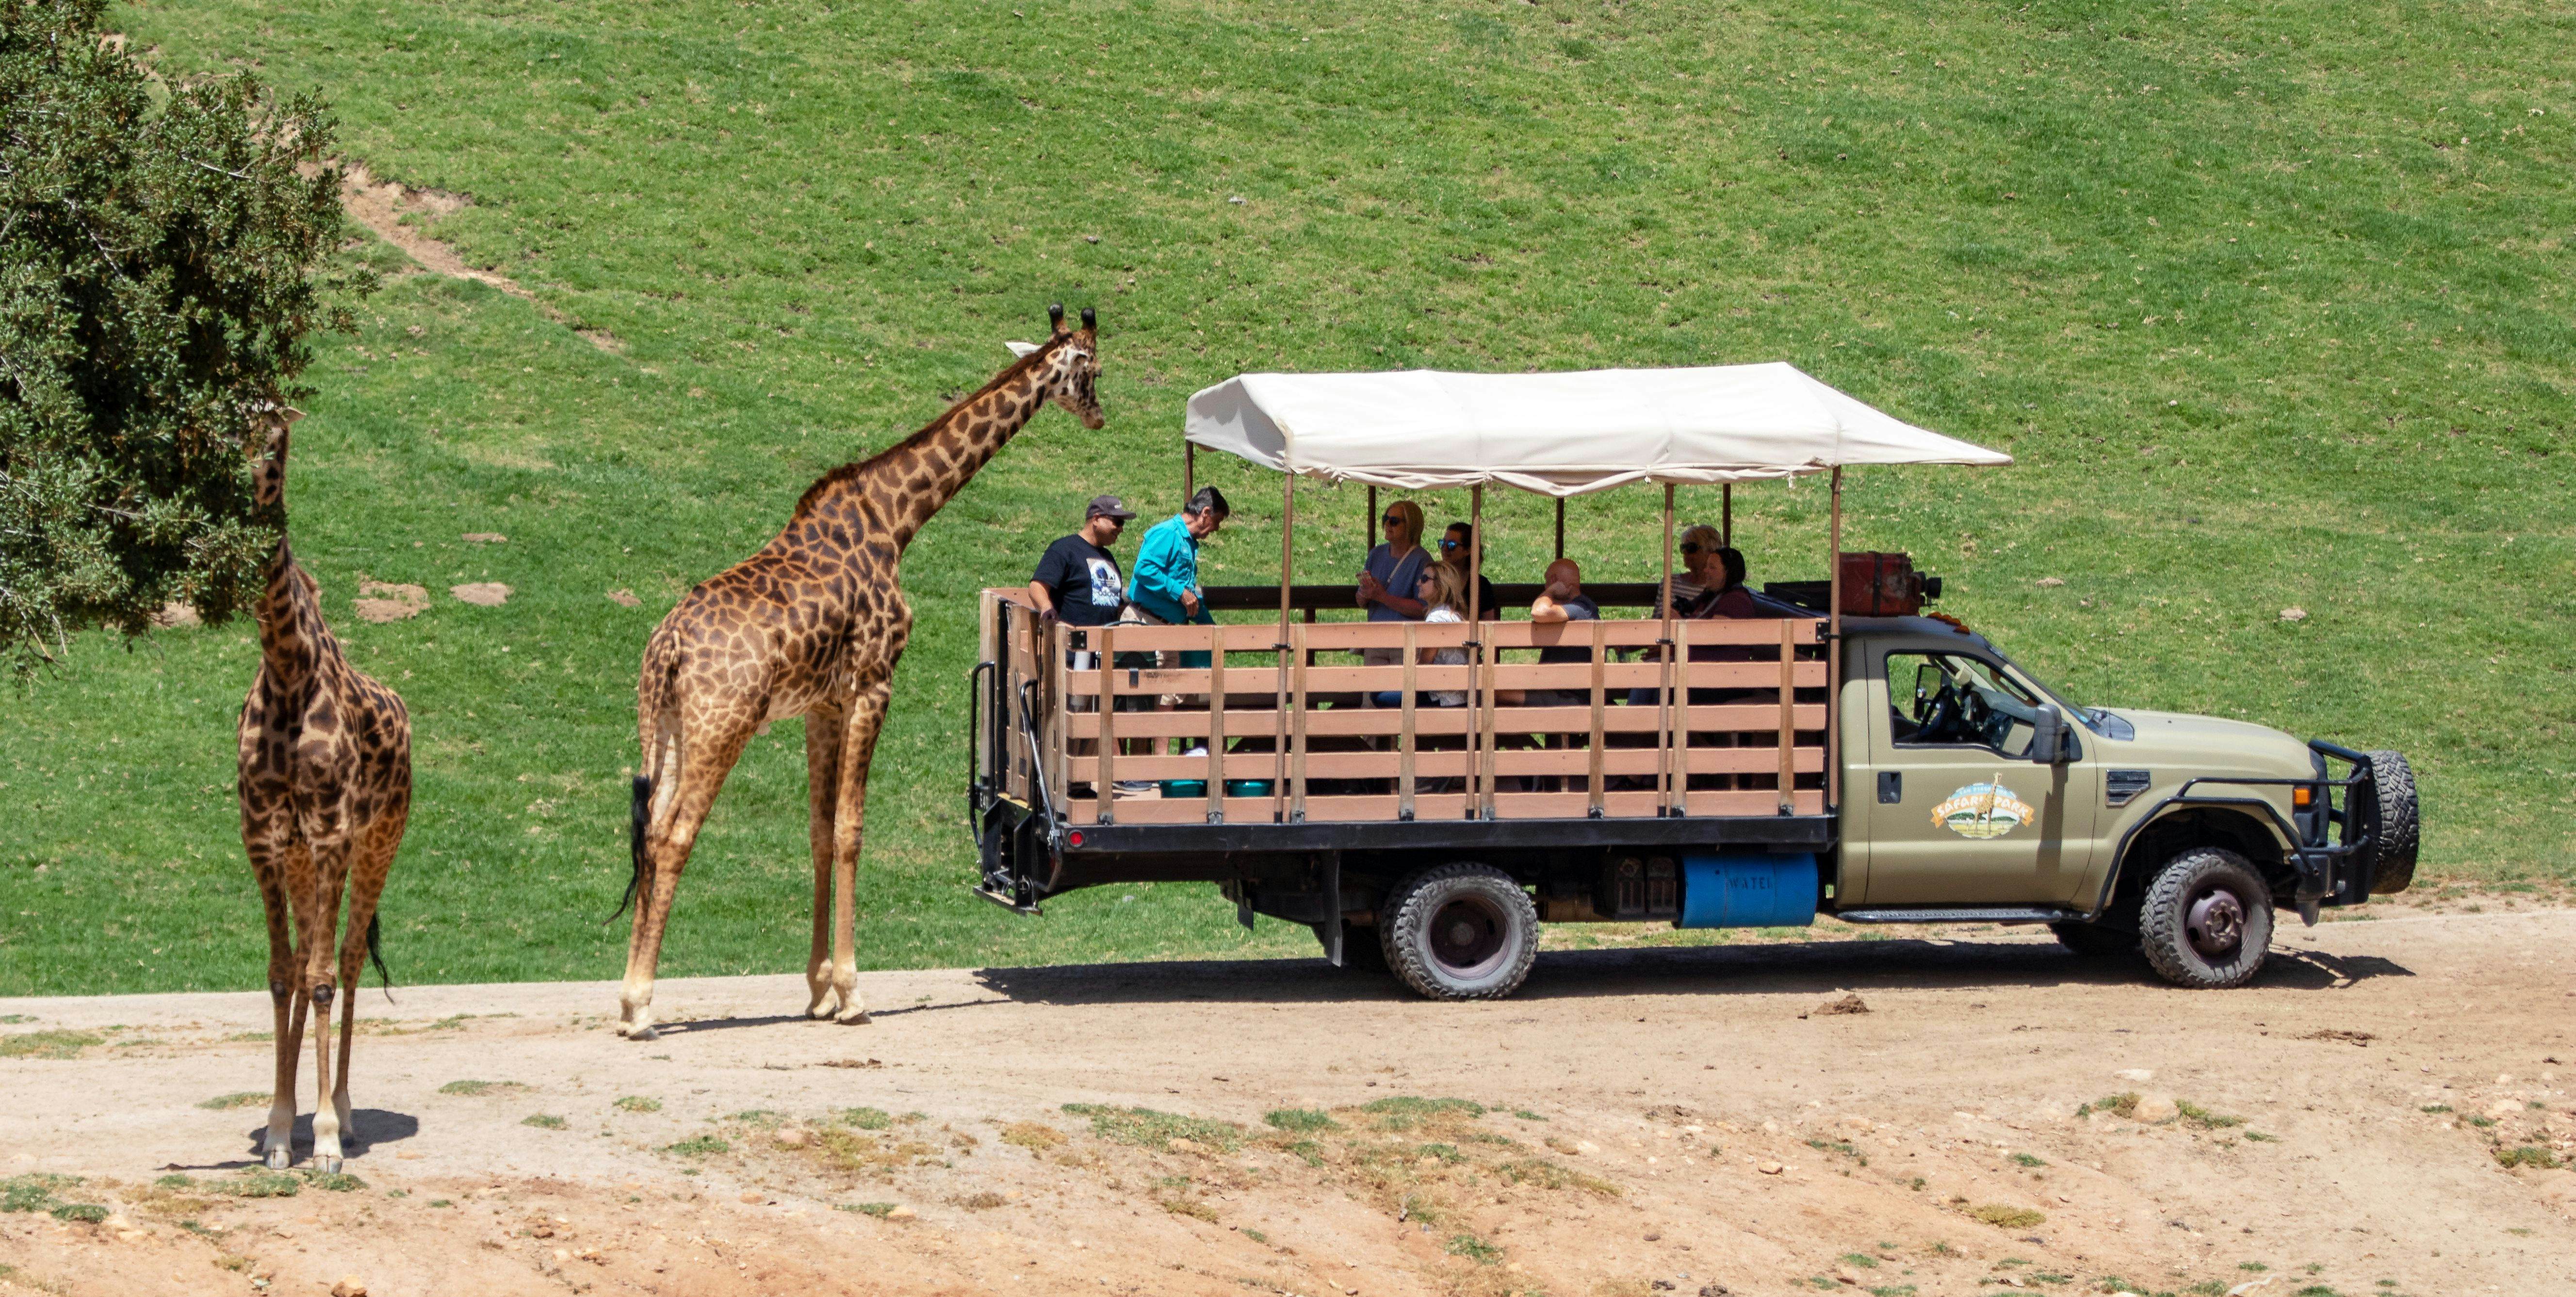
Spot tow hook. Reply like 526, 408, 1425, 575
2296, 898, 2320, 926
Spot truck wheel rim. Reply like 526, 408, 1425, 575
1428, 896, 1509, 979
2185, 887, 2246, 957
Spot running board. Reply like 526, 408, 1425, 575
1834, 906, 2078, 925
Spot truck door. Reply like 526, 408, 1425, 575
1855, 648, 2098, 906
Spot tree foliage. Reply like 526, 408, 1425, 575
0, 0, 368, 674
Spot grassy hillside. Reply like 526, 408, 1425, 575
1, 0, 2568, 995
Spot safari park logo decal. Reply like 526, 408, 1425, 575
1931, 779, 2035, 840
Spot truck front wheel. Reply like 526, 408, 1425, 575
2138, 847, 2274, 989
1381, 863, 1539, 1001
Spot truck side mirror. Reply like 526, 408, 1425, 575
2029, 704, 2068, 765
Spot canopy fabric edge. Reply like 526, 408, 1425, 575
1182, 364, 2010, 498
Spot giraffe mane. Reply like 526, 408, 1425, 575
789, 331, 1079, 519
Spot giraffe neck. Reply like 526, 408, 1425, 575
801, 352, 1059, 553
254, 536, 333, 685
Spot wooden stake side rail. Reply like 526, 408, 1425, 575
1065, 789, 1829, 825
980, 590, 1828, 829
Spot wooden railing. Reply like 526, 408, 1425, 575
982, 590, 1828, 828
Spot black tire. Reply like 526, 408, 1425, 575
2050, 921, 2139, 959
2139, 847, 2274, 989
2356, 750, 2420, 895
1380, 863, 1539, 1001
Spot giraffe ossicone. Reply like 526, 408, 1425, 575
615, 305, 1104, 1040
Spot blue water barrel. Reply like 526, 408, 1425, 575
1677, 852, 1819, 929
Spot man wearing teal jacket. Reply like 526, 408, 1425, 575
1125, 486, 1229, 626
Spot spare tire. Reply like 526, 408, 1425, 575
2353, 750, 2420, 895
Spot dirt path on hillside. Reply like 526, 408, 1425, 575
3, 909, 2573, 1297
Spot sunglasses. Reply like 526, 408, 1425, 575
1438, 538, 1462, 550
1381, 515, 1405, 525
1678, 542, 1705, 554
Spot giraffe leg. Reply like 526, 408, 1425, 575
826, 678, 896, 1025
622, 720, 753, 1041
332, 808, 403, 1153
245, 829, 301, 1169
301, 837, 353, 1173
801, 704, 845, 1020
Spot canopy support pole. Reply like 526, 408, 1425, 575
1183, 440, 1196, 508
1553, 496, 1565, 560
1367, 486, 1378, 556
1467, 484, 1486, 820
1656, 483, 1676, 819
1274, 471, 1296, 822
1722, 484, 1733, 547
1827, 467, 1843, 814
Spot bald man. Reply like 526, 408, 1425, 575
1528, 558, 1600, 703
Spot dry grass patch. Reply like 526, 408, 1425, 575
1000, 1122, 1066, 1151
0, 1030, 102, 1060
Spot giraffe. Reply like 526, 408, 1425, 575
615, 304, 1102, 1040
235, 403, 413, 1172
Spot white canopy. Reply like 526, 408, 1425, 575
1182, 361, 2009, 497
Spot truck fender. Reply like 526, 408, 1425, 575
2087, 797, 2297, 923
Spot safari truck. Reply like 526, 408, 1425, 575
966, 365, 2419, 1000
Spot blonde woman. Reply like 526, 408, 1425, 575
1356, 500, 1431, 672
1659, 523, 1724, 617
1415, 562, 1471, 708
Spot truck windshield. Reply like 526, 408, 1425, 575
1994, 655, 2118, 736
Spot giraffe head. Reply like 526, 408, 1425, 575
1007, 304, 1104, 430
250, 403, 306, 513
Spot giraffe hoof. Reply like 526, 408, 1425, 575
836, 1007, 872, 1026
312, 1155, 342, 1175
265, 1147, 292, 1171
620, 1022, 660, 1042
805, 1001, 836, 1021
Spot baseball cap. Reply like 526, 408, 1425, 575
1086, 494, 1137, 520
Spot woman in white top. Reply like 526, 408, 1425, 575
1416, 563, 1470, 708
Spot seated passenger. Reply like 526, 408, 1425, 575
1419, 564, 1472, 707
1355, 499, 1431, 671
1437, 522, 1500, 620
1658, 524, 1724, 617
1527, 559, 1599, 707
1371, 565, 1472, 709
1683, 546, 1758, 619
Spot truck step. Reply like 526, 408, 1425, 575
1833, 906, 2079, 925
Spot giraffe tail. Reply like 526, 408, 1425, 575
366, 912, 394, 1001
609, 774, 652, 924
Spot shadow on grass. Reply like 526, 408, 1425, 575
970, 935, 2414, 1005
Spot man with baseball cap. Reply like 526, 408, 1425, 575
1030, 494, 1137, 630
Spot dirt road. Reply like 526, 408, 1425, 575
4, 906, 2573, 1297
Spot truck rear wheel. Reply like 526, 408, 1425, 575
2355, 750, 2420, 895
2139, 847, 2273, 989
1381, 863, 1538, 1001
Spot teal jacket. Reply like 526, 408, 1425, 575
1125, 513, 1212, 626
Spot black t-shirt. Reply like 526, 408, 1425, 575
1033, 535, 1125, 627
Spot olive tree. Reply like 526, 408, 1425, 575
0, 0, 369, 674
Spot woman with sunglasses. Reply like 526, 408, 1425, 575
1658, 523, 1725, 618
1355, 499, 1431, 672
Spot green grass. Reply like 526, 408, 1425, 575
2, 0, 2572, 992
196, 1091, 269, 1110
1060, 1103, 1242, 1152
611, 1095, 661, 1113
1263, 1107, 1339, 1133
